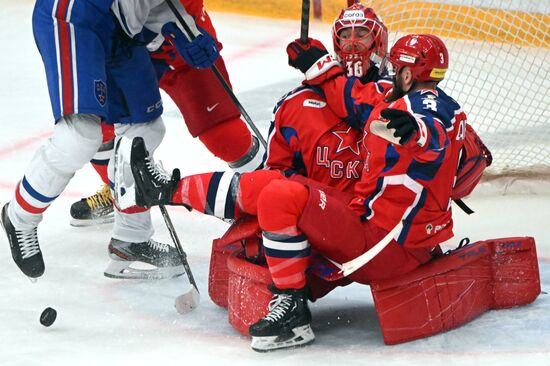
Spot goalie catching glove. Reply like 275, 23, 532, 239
286, 38, 344, 84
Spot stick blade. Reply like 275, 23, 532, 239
174, 287, 200, 314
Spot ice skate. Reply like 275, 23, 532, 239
1, 203, 44, 278
70, 184, 114, 227
104, 237, 184, 280
249, 285, 315, 352
130, 137, 180, 208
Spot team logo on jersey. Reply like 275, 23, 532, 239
94, 80, 107, 106
332, 127, 361, 155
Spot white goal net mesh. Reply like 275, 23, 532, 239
358, 0, 550, 175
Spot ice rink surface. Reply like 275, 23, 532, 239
0, 2, 549, 365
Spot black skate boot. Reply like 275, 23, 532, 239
249, 285, 315, 352
104, 237, 184, 279
70, 184, 114, 227
0, 203, 44, 278
130, 137, 180, 208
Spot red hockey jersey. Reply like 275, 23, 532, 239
350, 88, 467, 249
266, 78, 391, 194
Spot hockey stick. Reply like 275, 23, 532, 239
159, 204, 200, 314
327, 221, 403, 276
300, 0, 311, 43
164, 0, 267, 148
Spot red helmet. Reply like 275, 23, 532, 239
388, 34, 449, 82
331, 3, 388, 77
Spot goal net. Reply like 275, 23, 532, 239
348, 0, 550, 176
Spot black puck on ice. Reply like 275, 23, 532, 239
39, 307, 57, 327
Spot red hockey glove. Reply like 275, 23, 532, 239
380, 108, 419, 145
286, 38, 344, 84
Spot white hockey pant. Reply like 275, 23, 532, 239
9, 114, 102, 230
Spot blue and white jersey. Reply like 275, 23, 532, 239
110, 0, 200, 38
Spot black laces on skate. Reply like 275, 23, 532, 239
264, 294, 293, 322
16, 227, 40, 259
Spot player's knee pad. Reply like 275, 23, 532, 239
236, 170, 284, 214
13, 114, 102, 225
109, 117, 166, 181
115, 116, 166, 153
43, 114, 103, 174
257, 179, 308, 232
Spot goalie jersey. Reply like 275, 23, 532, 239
266, 77, 392, 194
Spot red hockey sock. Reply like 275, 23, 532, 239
257, 179, 310, 289
171, 170, 285, 219
91, 122, 115, 185
198, 117, 252, 163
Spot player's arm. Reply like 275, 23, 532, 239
265, 99, 307, 177
380, 106, 450, 163
286, 38, 386, 130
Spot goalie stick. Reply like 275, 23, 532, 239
327, 221, 404, 276
164, 0, 267, 148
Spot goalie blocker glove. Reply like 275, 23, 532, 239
130, 137, 181, 208
286, 38, 344, 84
161, 22, 219, 69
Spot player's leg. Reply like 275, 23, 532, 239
159, 57, 265, 172
70, 122, 115, 226
1, 0, 112, 278
104, 41, 183, 280
246, 179, 315, 351
129, 138, 284, 220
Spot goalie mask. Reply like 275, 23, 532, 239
332, 4, 388, 78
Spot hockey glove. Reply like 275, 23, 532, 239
287, 38, 343, 84
380, 108, 419, 145
161, 22, 219, 69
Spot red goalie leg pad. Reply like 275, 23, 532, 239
208, 217, 262, 308
370, 236, 540, 345
227, 251, 272, 336
209, 239, 242, 308
489, 236, 540, 308
198, 117, 252, 163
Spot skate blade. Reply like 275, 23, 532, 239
70, 215, 114, 227
103, 260, 184, 280
251, 325, 315, 352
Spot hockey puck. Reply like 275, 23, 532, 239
39, 307, 57, 327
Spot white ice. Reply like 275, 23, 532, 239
0, 3, 549, 366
